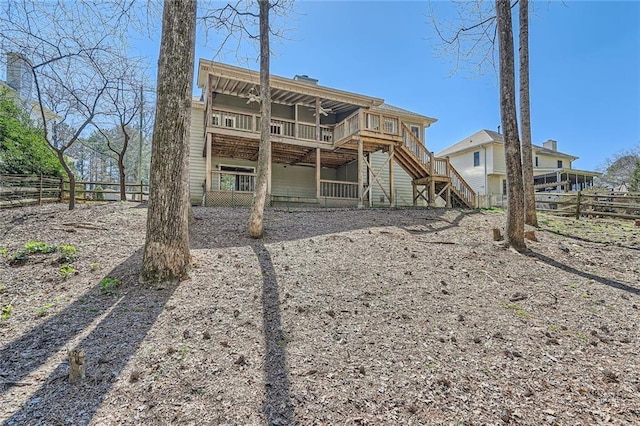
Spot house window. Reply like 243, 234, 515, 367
211, 113, 220, 126
410, 125, 421, 140
473, 151, 480, 167
535, 156, 539, 167
502, 179, 508, 195
557, 160, 563, 168
219, 165, 255, 192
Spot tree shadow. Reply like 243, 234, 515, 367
190, 207, 477, 250
526, 250, 640, 297
251, 243, 295, 425
539, 228, 640, 251
1, 249, 178, 425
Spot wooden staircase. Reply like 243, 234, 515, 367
393, 124, 476, 208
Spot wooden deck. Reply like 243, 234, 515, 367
204, 108, 477, 208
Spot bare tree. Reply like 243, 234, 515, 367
599, 146, 640, 187
496, 0, 526, 251
139, 0, 196, 284
94, 64, 147, 201
0, 1, 147, 209
519, 0, 537, 227
248, 0, 271, 238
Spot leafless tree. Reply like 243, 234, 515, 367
496, 0, 526, 251
599, 146, 640, 188
248, 0, 272, 238
0, 1, 148, 209
94, 62, 148, 201
519, 0, 537, 227
139, 0, 196, 284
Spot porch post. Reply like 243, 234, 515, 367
412, 183, 417, 207
205, 132, 212, 192
357, 140, 364, 208
316, 148, 321, 199
315, 97, 321, 142
388, 144, 395, 207
429, 179, 436, 207
267, 143, 272, 196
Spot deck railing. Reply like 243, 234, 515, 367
320, 179, 358, 199
210, 170, 256, 192
333, 110, 360, 142
400, 123, 476, 208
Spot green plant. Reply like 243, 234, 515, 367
1, 304, 13, 320
58, 245, 78, 262
100, 277, 120, 295
0, 284, 5, 293
0, 248, 8, 256
503, 303, 529, 318
23, 241, 57, 254
90, 262, 100, 271
36, 302, 54, 317
59, 264, 76, 278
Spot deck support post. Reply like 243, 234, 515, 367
205, 133, 212, 205
429, 179, 436, 207
316, 148, 321, 200
412, 183, 417, 207
357, 140, 364, 208
315, 97, 321, 142
389, 145, 395, 207
267, 143, 272, 198
446, 185, 452, 208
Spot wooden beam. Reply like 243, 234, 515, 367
267, 143, 272, 196
358, 139, 364, 208
315, 97, 321, 142
389, 144, 395, 206
205, 133, 212, 193
316, 148, 321, 199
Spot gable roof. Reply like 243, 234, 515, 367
436, 129, 578, 160
372, 103, 437, 126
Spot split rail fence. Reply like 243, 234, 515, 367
536, 191, 640, 220
1, 174, 148, 209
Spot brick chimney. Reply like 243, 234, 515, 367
293, 74, 318, 85
542, 139, 557, 151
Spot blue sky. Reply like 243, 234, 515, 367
134, 1, 639, 171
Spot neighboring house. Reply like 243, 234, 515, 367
1, 52, 60, 136
188, 60, 476, 208
437, 129, 600, 205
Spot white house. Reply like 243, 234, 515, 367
436, 129, 600, 205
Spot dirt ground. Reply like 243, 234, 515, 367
0, 202, 638, 425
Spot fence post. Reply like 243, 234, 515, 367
38, 173, 43, 206
59, 177, 64, 203
575, 191, 582, 220
139, 180, 144, 201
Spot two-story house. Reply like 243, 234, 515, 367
436, 129, 600, 206
188, 60, 476, 208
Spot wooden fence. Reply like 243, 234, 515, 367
1, 174, 149, 209
536, 191, 640, 220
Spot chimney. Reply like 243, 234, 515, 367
5, 52, 32, 101
293, 74, 318, 85
543, 139, 557, 151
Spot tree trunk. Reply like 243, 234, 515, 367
57, 150, 75, 210
119, 128, 130, 201
496, 0, 526, 251
519, 0, 537, 227
140, 0, 195, 284
249, 0, 271, 239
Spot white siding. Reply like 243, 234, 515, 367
189, 106, 206, 205
447, 148, 490, 196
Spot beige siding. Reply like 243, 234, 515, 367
271, 164, 316, 197
487, 175, 505, 195
369, 151, 420, 207
189, 106, 206, 205
535, 152, 571, 169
